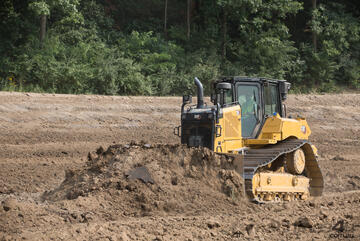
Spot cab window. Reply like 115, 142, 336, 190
237, 84, 260, 138
264, 84, 280, 116
224, 89, 233, 104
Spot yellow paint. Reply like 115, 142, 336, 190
253, 172, 309, 196
214, 109, 313, 153
214, 105, 243, 153
244, 139, 277, 145
253, 114, 311, 146
208, 101, 319, 200
311, 145, 318, 157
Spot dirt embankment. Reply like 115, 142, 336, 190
43, 143, 244, 215
0, 92, 360, 240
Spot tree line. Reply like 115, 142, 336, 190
0, 0, 359, 95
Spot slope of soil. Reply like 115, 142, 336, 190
43, 143, 244, 216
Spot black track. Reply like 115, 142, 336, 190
242, 139, 324, 200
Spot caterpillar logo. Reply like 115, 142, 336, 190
300, 125, 306, 134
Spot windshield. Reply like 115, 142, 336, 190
237, 84, 260, 138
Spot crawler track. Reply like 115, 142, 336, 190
243, 139, 324, 202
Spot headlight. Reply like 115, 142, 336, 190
194, 114, 201, 120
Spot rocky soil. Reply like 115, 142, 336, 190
0, 92, 360, 240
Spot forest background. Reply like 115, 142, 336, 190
1, 0, 359, 95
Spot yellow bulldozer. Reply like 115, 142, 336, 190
175, 77, 323, 202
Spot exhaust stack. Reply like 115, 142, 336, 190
194, 77, 204, 108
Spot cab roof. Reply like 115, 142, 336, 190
216, 76, 287, 84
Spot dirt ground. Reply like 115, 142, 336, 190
0, 91, 360, 241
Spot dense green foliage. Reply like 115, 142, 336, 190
1, 0, 359, 95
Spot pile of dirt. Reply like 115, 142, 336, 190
42, 142, 245, 217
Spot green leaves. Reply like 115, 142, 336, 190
29, 1, 50, 16
304, 2, 360, 88
1, 0, 360, 94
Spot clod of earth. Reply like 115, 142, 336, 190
294, 217, 313, 228
2, 198, 18, 212
126, 166, 154, 184
246, 224, 256, 236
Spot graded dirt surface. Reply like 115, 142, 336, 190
0, 91, 360, 240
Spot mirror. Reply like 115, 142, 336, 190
210, 93, 216, 103
216, 82, 231, 91
183, 95, 192, 104
279, 81, 291, 101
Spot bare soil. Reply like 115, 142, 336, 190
0, 92, 360, 240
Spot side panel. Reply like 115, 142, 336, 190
257, 114, 311, 141
282, 118, 311, 140
214, 105, 243, 153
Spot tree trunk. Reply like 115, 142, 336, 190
40, 14, 47, 44
221, 8, 227, 60
164, 0, 168, 39
187, 0, 191, 40
312, 0, 317, 52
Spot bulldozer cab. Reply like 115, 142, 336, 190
212, 77, 291, 138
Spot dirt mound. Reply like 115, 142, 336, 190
42, 143, 244, 217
